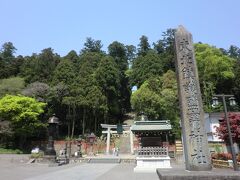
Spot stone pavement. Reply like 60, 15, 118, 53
24, 164, 159, 180
0, 154, 158, 180
0, 162, 159, 180
26, 164, 118, 180
97, 164, 159, 180
1, 154, 239, 180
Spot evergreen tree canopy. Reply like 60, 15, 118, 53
81, 37, 103, 54
137, 35, 151, 56
130, 51, 164, 88
52, 59, 76, 86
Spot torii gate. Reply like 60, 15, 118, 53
101, 124, 134, 154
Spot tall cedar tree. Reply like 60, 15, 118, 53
137, 35, 151, 56
108, 41, 131, 114
95, 56, 121, 123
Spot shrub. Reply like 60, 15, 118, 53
211, 152, 232, 161
30, 151, 44, 158
0, 148, 23, 154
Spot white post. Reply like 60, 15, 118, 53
130, 127, 134, 154
106, 127, 111, 154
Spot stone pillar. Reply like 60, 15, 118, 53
165, 134, 168, 143
174, 25, 212, 171
130, 127, 134, 154
106, 127, 111, 154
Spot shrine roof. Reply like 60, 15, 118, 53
131, 120, 172, 132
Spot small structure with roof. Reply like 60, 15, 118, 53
131, 114, 172, 172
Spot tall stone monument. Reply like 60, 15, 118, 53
174, 25, 212, 171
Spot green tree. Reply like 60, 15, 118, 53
137, 35, 151, 56
131, 82, 161, 119
228, 44, 240, 104
108, 41, 131, 114
20, 48, 60, 84
11, 55, 25, 76
50, 58, 77, 134
0, 95, 46, 148
108, 41, 128, 72
65, 50, 79, 64
81, 37, 103, 54
0, 77, 25, 97
153, 28, 176, 72
51, 58, 76, 86
130, 51, 163, 88
85, 82, 107, 134
67, 52, 103, 136
131, 70, 180, 138
228, 45, 240, 59
233, 60, 240, 104
0, 42, 17, 78
47, 83, 69, 135
125, 45, 136, 67
78, 52, 102, 76
95, 56, 121, 122
0, 42, 16, 58
195, 43, 235, 110
19, 55, 37, 83
96, 56, 120, 97
34, 48, 60, 83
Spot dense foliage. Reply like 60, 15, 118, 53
0, 28, 240, 149
131, 70, 180, 138
0, 95, 46, 148
195, 43, 235, 111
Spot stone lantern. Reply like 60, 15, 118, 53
75, 135, 83, 157
45, 114, 59, 156
87, 133, 96, 155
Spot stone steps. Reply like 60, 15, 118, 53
175, 140, 183, 154
119, 135, 131, 154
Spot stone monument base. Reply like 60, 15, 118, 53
134, 156, 171, 173
157, 169, 240, 180
175, 153, 184, 164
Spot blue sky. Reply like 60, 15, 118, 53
0, 0, 239, 56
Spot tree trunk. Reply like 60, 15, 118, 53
71, 103, 76, 139
67, 105, 71, 138
104, 111, 107, 124
82, 108, 86, 136
94, 109, 97, 134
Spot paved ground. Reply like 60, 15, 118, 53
26, 164, 118, 180
97, 164, 158, 180
0, 155, 158, 180
1, 154, 239, 180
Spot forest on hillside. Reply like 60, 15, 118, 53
0, 28, 240, 150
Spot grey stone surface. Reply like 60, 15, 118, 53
157, 168, 240, 180
97, 164, 159, 180
174, 25, 212, 171
0, 155, 158, 180
26, 163, 118, 180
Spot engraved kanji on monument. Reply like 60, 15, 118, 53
174, 26, 212, 171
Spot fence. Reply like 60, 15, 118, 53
137, 146, 168, 157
